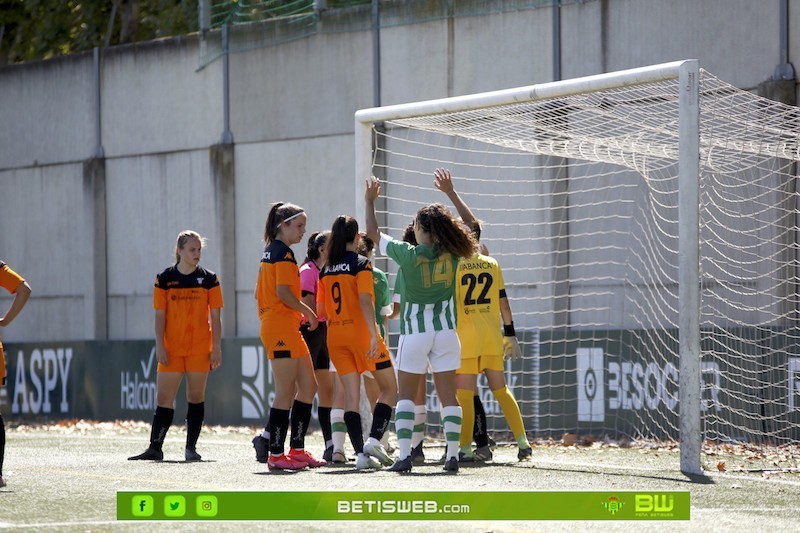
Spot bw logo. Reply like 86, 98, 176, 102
276, 340, 286, 348
635, 494, 674, 513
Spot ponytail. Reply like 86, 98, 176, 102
327, 215, 358, 264
304, 231, 329, 264
264, 202, 305, 243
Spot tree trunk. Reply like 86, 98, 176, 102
113, 0, 140, 44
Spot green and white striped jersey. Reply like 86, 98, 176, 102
382, 234, 459, 334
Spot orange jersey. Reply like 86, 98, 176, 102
0, 261, 25, 386
318, 251, 375, 346
256, 240, 303, 329
153, 265, 223, 357
0, 261, 25, 295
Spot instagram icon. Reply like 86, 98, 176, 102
196, 495, 218, 517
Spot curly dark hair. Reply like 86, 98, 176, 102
358, 231, 375, 256
415, 203, 476, 259
401, 219, 418, 245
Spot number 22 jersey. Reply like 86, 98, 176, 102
454, 253, 506, 358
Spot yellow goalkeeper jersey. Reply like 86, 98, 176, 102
454, 253, 506, 359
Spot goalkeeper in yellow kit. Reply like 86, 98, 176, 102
434, 168, 532, 462
453, 250, 532, 461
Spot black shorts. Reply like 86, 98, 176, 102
300, 321, 329, 371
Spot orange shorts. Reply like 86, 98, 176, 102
260, 320, 310, 360
329, 336, 392, 376
158, 352, 211, 373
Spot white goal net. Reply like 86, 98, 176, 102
355, 60, 800, 473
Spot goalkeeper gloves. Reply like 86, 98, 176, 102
503, 322, 522, 361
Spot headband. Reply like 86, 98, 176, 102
277, 210, 305, 229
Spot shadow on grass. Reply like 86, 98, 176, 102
526, 463, 716, 485
159, 459, 219, 464
253, 469, 304, 476
683, 472, 715, 484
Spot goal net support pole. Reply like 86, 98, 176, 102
678, 60, 702, 475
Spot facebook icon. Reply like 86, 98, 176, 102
131, 495, 154, 517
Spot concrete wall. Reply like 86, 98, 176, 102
0, 0, 797, 342
562, 0, 781, 87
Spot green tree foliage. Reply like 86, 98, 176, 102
0, 1, 198, 65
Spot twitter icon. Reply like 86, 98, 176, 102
164, 495, 186, 517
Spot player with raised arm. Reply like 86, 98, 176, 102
389, 222, 430, 464
434, 168, 507, 457
366, 177, 477, 473
317, 216, 397, 470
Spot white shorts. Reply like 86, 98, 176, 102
395, 329, 461, 374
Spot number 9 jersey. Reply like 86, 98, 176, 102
454, 253, 506, 359
318, 250, 391, 374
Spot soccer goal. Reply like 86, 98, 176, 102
355, 60, 800, 475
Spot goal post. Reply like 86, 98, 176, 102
677, 60, 701, 475
354, 59, 800, 476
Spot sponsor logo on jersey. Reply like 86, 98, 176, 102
170, 291, 202, 301
326, 263, 352, 273
458, 260, 492, 271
